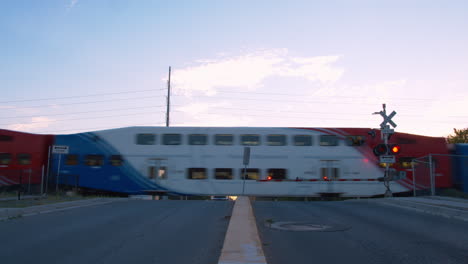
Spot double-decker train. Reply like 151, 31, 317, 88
0, 127, 466, 197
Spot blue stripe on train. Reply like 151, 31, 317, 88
52, 133, 165, 194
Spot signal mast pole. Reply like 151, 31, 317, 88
166, 66, 171, 127
373, 103, 397, 197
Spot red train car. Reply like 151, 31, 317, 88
0, 129, 53, 189
340, 128, 452, 191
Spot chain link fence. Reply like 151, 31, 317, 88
412, 154, 468, 196
0, 168, 46, 196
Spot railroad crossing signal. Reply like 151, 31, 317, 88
379, 110, 397, 129
374, 104, 397, 130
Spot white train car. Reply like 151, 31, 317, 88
53, 126, 412, 197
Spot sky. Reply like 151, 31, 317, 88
1, 0, 467, 137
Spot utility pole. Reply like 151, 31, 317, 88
166, 66, 171, 127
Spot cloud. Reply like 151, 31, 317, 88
7, 117, 55, 132
169, 49, 344, 96
67, 0, 79, 11
175, 102, 254, 126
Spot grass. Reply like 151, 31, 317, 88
438, 188, 468, 199
0, 194, 95, 208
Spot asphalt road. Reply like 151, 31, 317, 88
0, 200, 233, 264
253, 200, 468, 264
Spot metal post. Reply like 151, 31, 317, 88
412, 160, 416, 197
166, 66, 171, 127
56, 154, 61, 194
242, 165, 247, 195
429, 154, 435, 196
45, 146, 51, 194
18, 171, 22, 200
40, 165, 45, 196
28, 168, 31, 194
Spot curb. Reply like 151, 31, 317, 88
0, 198, 122, 221
372, 198, 468, 222
218, 196, 267, 264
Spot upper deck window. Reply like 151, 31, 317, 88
240, 168, 260, 180
267, 135, 287, 146
85, 155, 104, 167
399, 157, 416, 169
109, 155, 123, 166
293, 135, 312, 146
136, 134, 156, 145
345, 136, 366, 146
0, 153, 12, 165
189, 134, 208, 145
241, 134, 260, 146
0, 135, 13, 142
163, 134, 182, 145
320, 135, 338, 146
187, 168, 207, 179
214, 168, 233, 180
215, 134, 233, 145
268, 168, 287, 180
17, 153, 31, 165
65, 154, 79, 166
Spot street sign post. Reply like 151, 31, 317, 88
242, 147, 251, 195
52, 145, 69, 154
52, 145, 69, 194
380, 155, 396, 163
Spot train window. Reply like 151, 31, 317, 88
215, 134, 233, 145
149, 166, 167, 179
17, 153, 31, 165
399, 157, 415, 169
187, 168, 207, 179
85, 155, 104, 167
0, 135, 13, 141
136, 134, 156, 145
215, 168, 233, 180
293, 135, 312, 146
321, 167, 340, 180
241, 134, 260, 146
240, 168, 260, 180
189, 134, 208, 145
320, 135, 338, 146
267, 168, 287, 180
163, 134, 182, 145
345, 136, 365, 146
267, 134, 287, 146
109, 155, 123, 166
0, 153, 12, 165
65, 154, 79, 165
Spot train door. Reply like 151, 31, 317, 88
320, 160, 340, 193
147, 158, 168, 181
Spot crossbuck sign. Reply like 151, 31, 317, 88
374, 104, 398, 132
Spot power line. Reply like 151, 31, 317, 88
182, 89, 439, 101
0, 88, 166, 104
170, 94, 425, 107
0, 95, 164, 110
34, 122, 166, 134
0, 111, 162, 126
0, 105, 168, 120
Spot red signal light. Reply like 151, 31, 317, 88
391, 145, 401, 154
373, 144, 388, 156
267, 176, 272, 181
